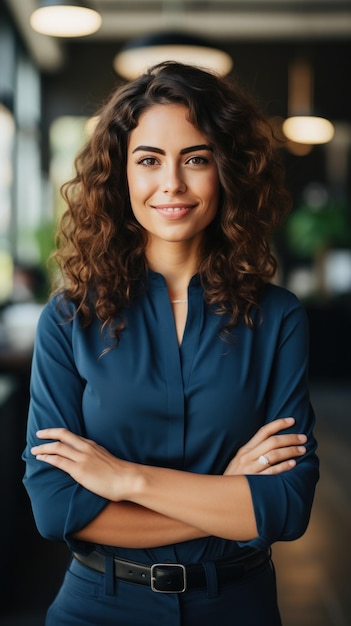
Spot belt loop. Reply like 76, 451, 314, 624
201, 560, 219, 599
104, 555, 116, 596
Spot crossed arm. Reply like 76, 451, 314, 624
30, 417, 307, 548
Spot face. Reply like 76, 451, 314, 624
127, 104, 219, 249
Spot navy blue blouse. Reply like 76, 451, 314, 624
23, 272, 319, 565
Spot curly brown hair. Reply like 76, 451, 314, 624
53, 61, 291, 340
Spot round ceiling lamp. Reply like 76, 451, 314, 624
30, 1, 102, 37
114, 32, 233, 80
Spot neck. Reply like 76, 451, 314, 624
146, 239, 200, 299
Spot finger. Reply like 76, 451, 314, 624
260, 459, 297, 475
257, 433, 307, 455
35, 428, 87, 451
31, 440, 80, 461
257, 444, 306, 470
244, 417, 295, 450
34, 452, 77, 472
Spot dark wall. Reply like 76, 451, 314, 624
41, 39, 351, 120
40, 39, 351, 187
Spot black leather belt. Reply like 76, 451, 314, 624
73, 547, 270, 593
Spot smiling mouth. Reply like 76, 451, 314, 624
152, 203, 196, 217
157, 207, 189, 213
153, 203, 195, 211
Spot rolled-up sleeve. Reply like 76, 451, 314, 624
22, 297, 108, 552
244, 292, 319, 549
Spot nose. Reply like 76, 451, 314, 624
161, 164, 187, 194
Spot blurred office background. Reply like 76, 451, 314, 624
0, 1, 350, 624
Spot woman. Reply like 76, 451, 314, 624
23, 61, 319, 625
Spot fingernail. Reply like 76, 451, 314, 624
297, 446, 306, 453
284, 417, 295, 424
298, 434, 307, 442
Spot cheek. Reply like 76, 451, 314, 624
127, 178, 150, 224
203, 172, 220, 207
128, 171, 154, 204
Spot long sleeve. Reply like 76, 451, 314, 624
22, 275, 319, 564
22, 297, 109, 552
243, 290, 319, 549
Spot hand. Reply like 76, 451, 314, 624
31, 428, 134, 501
224, 417, 307, 476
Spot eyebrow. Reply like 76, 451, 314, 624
180, 144, 213, 155
131, 144, 213, 155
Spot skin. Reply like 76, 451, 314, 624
127, 103, 219, 250
31, 104, 308, 547
127, 103, 220, 342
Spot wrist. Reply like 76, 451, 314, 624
112, 459, 146, 502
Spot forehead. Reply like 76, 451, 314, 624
128, 103, 207, 147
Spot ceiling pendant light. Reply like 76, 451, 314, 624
283, 115, 335, 145
282, 59, 334, 146
30, 1, 102, 38
113, 31, 233, 80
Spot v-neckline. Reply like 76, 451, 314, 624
171, 300, 188, 347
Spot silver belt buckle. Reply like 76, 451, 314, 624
150, 563, 187, 593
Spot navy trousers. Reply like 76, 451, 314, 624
45, 556, 282, 625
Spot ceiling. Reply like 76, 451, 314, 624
6, 0, 351, 72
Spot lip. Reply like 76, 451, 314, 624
152, 203, 196, 219
153, 203, 195, 209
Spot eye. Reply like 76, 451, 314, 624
186, 156, 209, 166
137, 156, 159, 167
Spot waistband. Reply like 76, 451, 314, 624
73, 547, 270, 593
